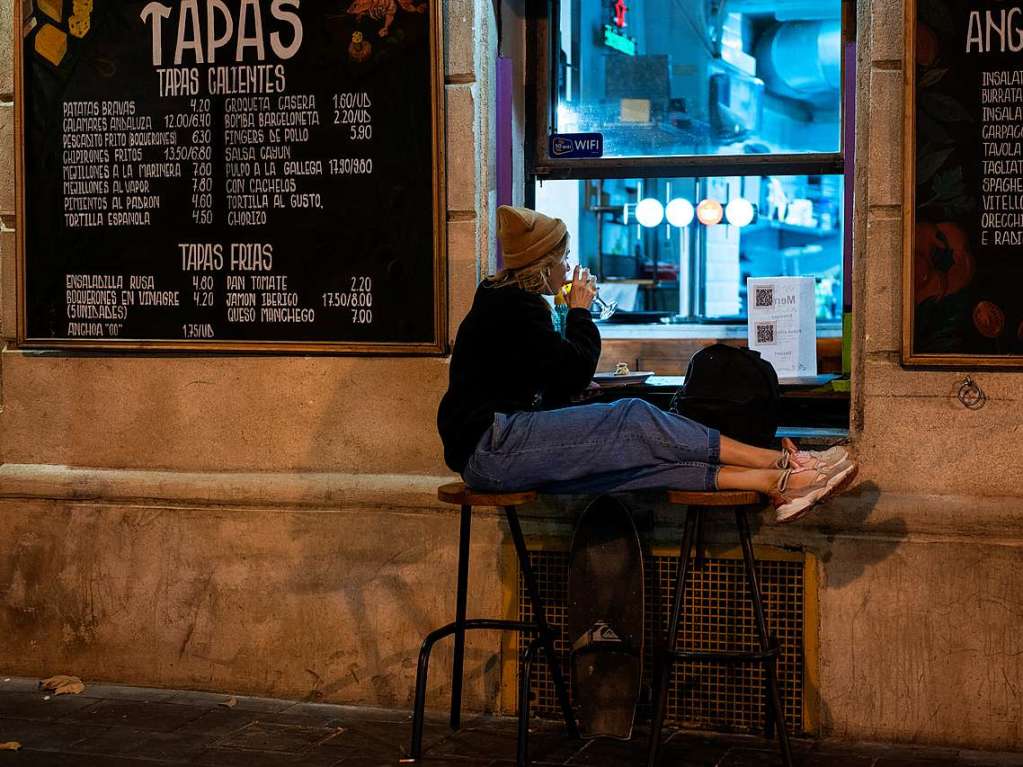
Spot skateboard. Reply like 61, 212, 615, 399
567, 494, 644, 740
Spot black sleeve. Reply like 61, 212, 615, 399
523, 300, 601, 402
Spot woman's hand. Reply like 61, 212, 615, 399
567, 265, 597, 310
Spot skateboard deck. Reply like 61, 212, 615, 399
567, 495, 644, 740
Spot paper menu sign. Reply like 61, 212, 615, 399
747, 277, 817, 378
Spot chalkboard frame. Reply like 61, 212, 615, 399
902, 0, 1023, 368
12, 0, 448, 355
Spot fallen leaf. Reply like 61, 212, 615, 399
39, 675, 86, 695
0, 742, 21, 751
218, 696, 238, 708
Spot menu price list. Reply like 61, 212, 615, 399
18, 0, 439, 347
909, 0, 1023, 358
20, 0, 435, 347
65, 262, 376, 341
57, 281, 384, 346
979, 70, 1023, 247
63, 93, 374, 229
60, 89, 376, 340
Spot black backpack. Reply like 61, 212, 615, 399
669, 344, 781, 448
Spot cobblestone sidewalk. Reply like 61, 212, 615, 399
0, 678, 1019, 766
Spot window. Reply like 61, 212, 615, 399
550, 1, 842, 160
535, 173, 844, 325
529, 0, 849, 332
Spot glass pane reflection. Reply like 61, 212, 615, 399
534, 174, 844, 326
555, 0, 842, 158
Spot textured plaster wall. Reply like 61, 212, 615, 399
0, 486, 506, 709
817, 531, 1023, 751
796, 490, 1023, 751
0, 355, 449, 472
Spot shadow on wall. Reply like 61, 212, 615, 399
519, 482, 906, 593
807, 481, 908, 589
282, 511, 503, 710
742, 480, 907, 589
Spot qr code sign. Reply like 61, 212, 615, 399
755, 287, 774, 308
756, 322, 776, 345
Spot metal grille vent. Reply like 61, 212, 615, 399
516, 548, 805, 735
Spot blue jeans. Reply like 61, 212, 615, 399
462, 399, 721, 494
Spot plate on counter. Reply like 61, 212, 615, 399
593, 371, 655, 387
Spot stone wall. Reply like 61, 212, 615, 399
854, 0, 1023, 498
0, 0, 505, 714
809, 0, 1023, 749
0, 468, 508, 709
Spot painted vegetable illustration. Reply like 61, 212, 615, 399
972, 301, 1005, 339
914, 221, 974, 304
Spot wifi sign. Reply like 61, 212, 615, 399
549, 133, 604, 159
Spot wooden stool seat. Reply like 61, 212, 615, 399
438, 483, 762, 509
666, 489, 764, 507
437, 481, 537, 507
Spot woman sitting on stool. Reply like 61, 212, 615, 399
438, 206, 856, 522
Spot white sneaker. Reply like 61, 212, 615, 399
778, 445, 849, 472
773, 459, 858, 523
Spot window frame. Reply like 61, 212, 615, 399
526, 0, 848, 182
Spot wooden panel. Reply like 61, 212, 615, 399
599, 337, 843, 376
637, 356, 686, 375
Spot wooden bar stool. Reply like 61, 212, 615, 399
646, 490, 793, 767
405, 482, 579, 766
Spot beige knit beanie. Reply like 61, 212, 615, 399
497, 205, 567, 269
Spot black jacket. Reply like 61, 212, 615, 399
438, 280, 602, 473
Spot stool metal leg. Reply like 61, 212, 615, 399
504, 506, 580, 739
449, 503, 472, 730
408, 624, 439, 761
518, 636, 545, 767
646, 508, 699, 767
407, 618, 539, 763
764, 647, 778, 740
693, 511, 706, 570
736, 508, 793, 767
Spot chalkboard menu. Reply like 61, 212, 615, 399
15, 0, 446, 353
904, 0, 1023, 366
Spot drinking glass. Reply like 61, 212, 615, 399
560, 281, 618, 321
